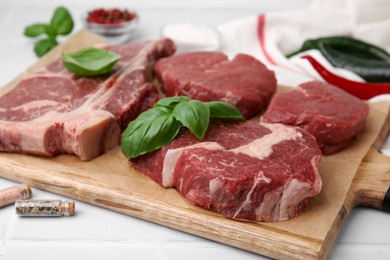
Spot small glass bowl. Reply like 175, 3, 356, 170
82, 10, 139, 45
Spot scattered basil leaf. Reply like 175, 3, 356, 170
34, 38, 58, 57
154, 96, 190, 108
24, 23, 49, 37
121, 97, 244, 159
173, 100, 210, 140
207, 101, 245, 120
50, 6, 74, 35
121, 106, 180, 158
23, 6, 74, 57
62, 48, 121, 77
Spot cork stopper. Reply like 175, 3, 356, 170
68, 201, 75, 216
20, 184, 32, 199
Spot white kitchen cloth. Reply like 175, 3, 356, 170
218, 0, 390, 88
217, 0, 390, 155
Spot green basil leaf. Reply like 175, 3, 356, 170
121, 98, 246, 159
62, 48, 121, 77
173, 100, 210, 140
45, 25, 57, 40
34, 38, 58, 57
130, 106, 173, 125
50, 6, 74, 35
154, 96, 190, 108
206, 101, 244, 120
24, 23, 49, 38
121, 106, 180, 158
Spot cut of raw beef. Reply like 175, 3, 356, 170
153, 52, 277, 118
261, 81, 369, 155
131, 121, 322, 222
0, 39, 175, 161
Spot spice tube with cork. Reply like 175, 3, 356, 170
0, 183, 32, 208
15, 200, 75, 217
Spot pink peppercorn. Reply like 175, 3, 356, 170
87, 8, 137, 25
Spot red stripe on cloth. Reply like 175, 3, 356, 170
257, 14, 277, 65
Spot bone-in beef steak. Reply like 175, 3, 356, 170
261, 81, 369, 155
131, 121, 322, 222
154, 52, 277, 118
0, 39, 175, 161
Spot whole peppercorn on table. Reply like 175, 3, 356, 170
1, 1, 390, 260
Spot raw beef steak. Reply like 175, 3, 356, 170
261, 81, 369, 155
131, 121, 322, 222
0, 39, 175, 161
154, 52, 277, 118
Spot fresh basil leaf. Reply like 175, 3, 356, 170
130, 106, 172, 125
24, 23, 49, 38
50, 6, 74, 35
45, 25, 57, 40
62, 48, 121, 77
121, 97, 247, 159
173, 100, 210, 140
154, 96, 190, 108
24, 7, 74, 57
121, 107, 180, 158
34, 38, 58, 57
206, 101, 244, 120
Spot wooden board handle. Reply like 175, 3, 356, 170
351, 148, 390, 211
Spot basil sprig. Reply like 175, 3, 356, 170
62, 48, 121, 76
121, 97, 244, 158
24, 6, 74, 57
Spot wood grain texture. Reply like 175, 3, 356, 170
350, 149, 390, 209
0, 30, 390, 259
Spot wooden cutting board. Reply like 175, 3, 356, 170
1, 29, 390, 259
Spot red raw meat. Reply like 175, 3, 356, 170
262, 81, 369, 155
0, 39, 175, 160
131, 121, 322, 222
154, 52, 277, 118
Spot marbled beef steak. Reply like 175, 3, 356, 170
131, 121, 322, 222
0, 39, 175, 160
154, 52, 277, 118
262, 81, 369, 155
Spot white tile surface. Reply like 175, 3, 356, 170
0, 1, 389, 259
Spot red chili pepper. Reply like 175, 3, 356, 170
302, 55, 390, 99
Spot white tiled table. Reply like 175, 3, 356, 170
0, 1, 390, 259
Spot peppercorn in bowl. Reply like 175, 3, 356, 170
83, 8, 139, 44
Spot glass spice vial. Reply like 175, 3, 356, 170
15, 200, 75, 217
0, 183, 32, 208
